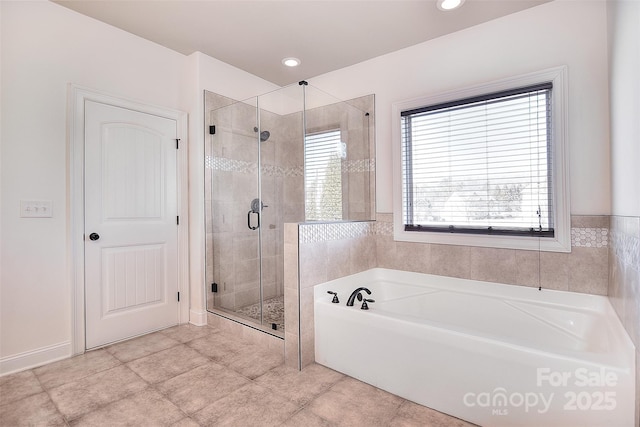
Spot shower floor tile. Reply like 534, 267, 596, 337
1, 324, 477, 427
235, 295, 285, 332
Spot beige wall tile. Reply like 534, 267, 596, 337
469, 247, 517, 284
268, 334, 286, 355
284, 242, 299, 291
375, 235, 397, 269
214, 315, 244, 337
234, 287, 260, 308
571, 215, 611, 228
284, 223, 299, 245
299, 288, 316, 368
284, 287, 299, 334
539, 252, 570, 291
349, 235, 377, 274
326, 239, 351, 281
376, 213, 393, 223
299, 241, 328, 289
395, 241, 431, 274
568, 247, 609, 295
430, 244, 471, 279
284, 332, 300, 370
515, 250, 541, 288
206, 312, 221, 329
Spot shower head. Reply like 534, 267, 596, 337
253, 127, 271, 142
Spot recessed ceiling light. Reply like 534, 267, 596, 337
282, 57, 301, 67
437, 0, 465, 11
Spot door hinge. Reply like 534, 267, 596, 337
176, 216, 179, 225
209, 125, 216, 135
176, 138, 180, 149
177, 292, 180, 302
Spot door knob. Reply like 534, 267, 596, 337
89, 233, 100, 241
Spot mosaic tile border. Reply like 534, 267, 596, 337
299, 222, 374, 243
571, 228, 609, 248
207, 156, 256, 174
206, 156, 303, 177
206, 156, 373, 176
205, 155, 214, 170
343, 158, 375, 173
374, 220, 394, 236
261, 164, 304, 177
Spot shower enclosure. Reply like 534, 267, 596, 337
204, 83, 375, 337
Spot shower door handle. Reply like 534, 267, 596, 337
247, 210, 260, 230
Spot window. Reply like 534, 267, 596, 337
392, 67, 570, 252
305, 129, 344, 220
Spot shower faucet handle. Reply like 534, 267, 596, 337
327, 291, 339, 304
251, 198, 267, 213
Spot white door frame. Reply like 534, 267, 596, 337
68, 85, 189, 355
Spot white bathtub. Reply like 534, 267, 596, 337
314, 268, 635, 427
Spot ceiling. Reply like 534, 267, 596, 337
53, 0, 552, 87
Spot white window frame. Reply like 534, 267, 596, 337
391, 66, 570, 252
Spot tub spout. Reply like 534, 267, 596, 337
346, 287, 371, 306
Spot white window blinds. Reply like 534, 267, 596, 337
401, 83, 554, 236
305, 129, 343, 221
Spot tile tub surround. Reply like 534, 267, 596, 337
0, 324, 476, 427
375, 213, 611, 295
608, 215, 640, 426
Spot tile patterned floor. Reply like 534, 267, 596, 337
0, 324, 476, 426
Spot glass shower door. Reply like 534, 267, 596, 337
207, 97, 264, 327
205, 83, 372, 336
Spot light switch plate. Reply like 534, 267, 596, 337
20, 200, 53, 218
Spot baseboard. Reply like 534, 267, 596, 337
0, 341, 71, 376
189, 309, 207, 326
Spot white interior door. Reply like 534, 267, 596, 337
84, 100, 179, 349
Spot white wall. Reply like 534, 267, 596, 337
309, 0, 611, 215
608, 0, 640, 216
0, 0, 189, 370
0, 0, 283, 371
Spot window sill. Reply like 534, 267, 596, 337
393, 224, 571, 253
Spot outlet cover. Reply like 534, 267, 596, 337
20, 200, 53, 218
